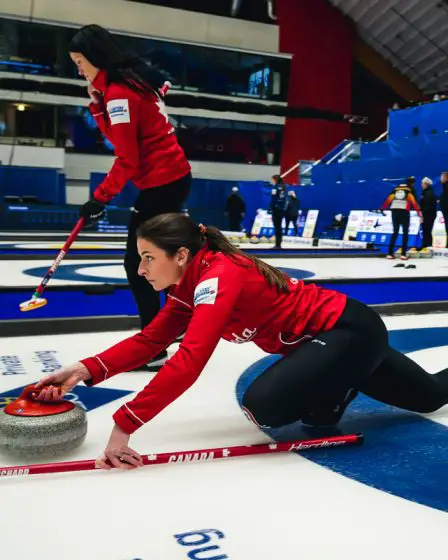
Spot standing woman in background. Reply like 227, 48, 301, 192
269, 175, 288, 248
381, 178, 422, 260
69, 25, 191, 370
419, 177, 437, 251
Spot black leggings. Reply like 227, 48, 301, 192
388, 209, 410, 256
242, 298, 448, 428
272, 209, 285, 247
124, 173, 191, 329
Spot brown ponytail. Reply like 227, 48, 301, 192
136, 213, 290, 293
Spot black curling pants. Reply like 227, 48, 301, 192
272, 209, 285, 248
421, 212, 436, 248
388, 209, 410, 256
124, 173, 191, 329
242, 298, 448, 428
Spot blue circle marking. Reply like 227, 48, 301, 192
23, 264, 315, 285
23, 263, 128, 285
236, 327, 448, 512
277, 267, 315, 280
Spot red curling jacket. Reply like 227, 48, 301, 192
89, 70, 191, 203
81, 247, 347, 435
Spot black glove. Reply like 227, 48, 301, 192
80, 199, 106, 225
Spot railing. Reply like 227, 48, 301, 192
374, 130, 388, 142
296, 140, 361, 182
325, 141, 362, 165
281, 129, 390, 185
319, 139, 353, 164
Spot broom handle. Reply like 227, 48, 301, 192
32, 218, 85, 298
280, 161, 301, 180
0, 433, 363, 477
159, 81, 172, 97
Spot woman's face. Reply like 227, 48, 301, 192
70, 52, 99, 83
136, 238, 189, 291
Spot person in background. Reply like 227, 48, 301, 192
269, 175, 288, 249
381, 177, 422, 260
440, 171, 448, 248
69, 25, 191, 371
285, 191, 300, 236
225, 186, 246, 231
419, 177, 437, 251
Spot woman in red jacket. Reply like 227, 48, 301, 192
35, 214, 448, 470
69, 25, 191, 369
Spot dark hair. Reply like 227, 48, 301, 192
137, 213, 290, 293
272, 174, 284, 186
69, 24, 164, 96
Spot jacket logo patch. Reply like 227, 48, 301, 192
107, 99, 130, 125
194, 278, 218, 306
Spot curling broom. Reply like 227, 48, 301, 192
19, 218, 85, 312
0, 433, 363, 477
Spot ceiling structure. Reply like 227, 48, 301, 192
327, 0, 448, 94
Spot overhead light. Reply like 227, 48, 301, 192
16, 104, 26, 112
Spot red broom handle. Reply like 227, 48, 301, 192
32, 218, 85, 298
0, 433, 363, 478
159, 81, 172, 97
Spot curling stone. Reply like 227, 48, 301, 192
419, 247, 433, 258
0, 384, 87, 458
